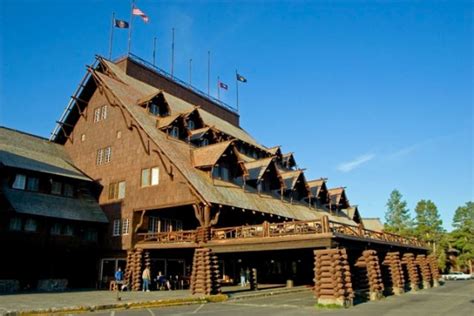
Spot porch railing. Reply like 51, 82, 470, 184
136, 218, 425, 248
137, 230, 197, 243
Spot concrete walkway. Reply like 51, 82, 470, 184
0, 284, 310, 315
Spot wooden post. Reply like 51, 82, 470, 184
428, 254, 440, 287
382, 252, 405, 295
321, 216, 329, 233
314, 248, 354, 307
401, 253, 420, 291
416, 254, 432, 289
190, 248, 221, 295
354, 250, 384, 300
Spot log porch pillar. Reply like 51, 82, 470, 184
416, 254, 432, 289
190, 248, 221, 295
313, 248, 354, 307
401, 253, 420, 291
382, 252, 405, 295
428, 254, 440, 287
354, 250, 384, 301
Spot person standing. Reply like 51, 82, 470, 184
245, 268, 250, 286
240, 268, 246, 287
142, 266, 151, 292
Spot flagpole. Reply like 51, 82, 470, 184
189, 58, 192, 85
207, 51, 211, 96
109, 12, 115, 59
217, 76, 220, 100
171, 28, 175, 78
127, 0, 135, 54
236, 69, 239, 112
152, 37, 157, 66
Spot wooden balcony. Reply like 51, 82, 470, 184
136, 218, 427, 251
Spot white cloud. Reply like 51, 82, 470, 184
337, 153, 375, 172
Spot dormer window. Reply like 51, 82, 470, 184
12, 174, 26, 190
170, 126, 179, 138
201, 138, 209, 147
188, 120, 195, 130
149, 103, 160, 116
212, 163, 230, 181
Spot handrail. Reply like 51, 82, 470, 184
125, 53, 239, 114
137, 230, 197, 243
136, 218, 426, 248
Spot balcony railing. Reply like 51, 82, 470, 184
136, 218, 425, 248
138, 230, 197, 243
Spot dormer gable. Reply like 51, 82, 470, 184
244, 157, 282, 193
138, 91, 170, 117
280, 169, 310, 202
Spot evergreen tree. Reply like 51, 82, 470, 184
414, 199, 444, 243
414, 199, 445, 264
384, 189, 413, 235
450, 202, 474, 273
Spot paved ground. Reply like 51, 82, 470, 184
75, 280, 473, 316
0, 284, 299, 314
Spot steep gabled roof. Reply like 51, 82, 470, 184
362, 218, 384, 232
0, 127, 92, 181
267, 146, 282, 156
328, 187, 350, 208
156, 113, 181, 129
281, 152, 297, 169
280, 169, 304, 190
307, 179, 327, 198
87, 58, 358, 225
189, 127, 212, 141
244, 157, 275, 181
192, 141, 234, 169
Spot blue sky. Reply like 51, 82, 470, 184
0, 0, 472, 230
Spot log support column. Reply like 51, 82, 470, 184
416, 254, 432, 289
355, 250, 384, 300
382, 252, 405, 295
314, 248, 354, 307
428, 254, 440, 287
124, 248, 144, 291
402, 253, 420, 291
190, 248, 221, 295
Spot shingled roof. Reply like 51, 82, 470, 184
192, 141, 234, 168
362, 218, 384, 232
87, 58, 357, 225
0, 127, 91, 181
244, 157, 275, 181
307, 179, 327, 198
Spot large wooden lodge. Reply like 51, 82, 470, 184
0, 54, 440, 305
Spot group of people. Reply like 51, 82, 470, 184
114, 267, 185, 292
240, 267, 251, 287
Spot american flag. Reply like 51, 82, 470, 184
132, 6, 149, 23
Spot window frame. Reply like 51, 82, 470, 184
12, 174, 26, 190
141, 167, 159, 187
112, 219, 121, 237
122, 218, 130, 235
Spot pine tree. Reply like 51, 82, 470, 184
384, 189, 413, 235
414, 199, 445, 263
450, 202, 474, 273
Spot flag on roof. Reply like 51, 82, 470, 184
236, 73, 247, 83
132, 6, 149, 23
219, 82, 228, 90
114, 19, 129, 28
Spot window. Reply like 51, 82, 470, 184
188, 120, 195, 130
51, 223, 62, 235
94, 105, 108, 123
170, 126, 179, 138
96, 148, 104, 165
122, 218, 130, 235
200, 139, 209, 147
141, 167, 159, 187
113, 219, 121, 236
101, 105, 108, 120
212, 164, 230, 181
84, 229, 98, 241
12, 174, 26, 190
81, 134, 86, 142
24, 218, 37, 232
64, 225, 74, 236
104, 146, 112, 163
26, 177, 39, 191
151, 167, 159, 185
97, 146, 111, 165
94, 108, 101, 122
149, 103, 160, 116
116, 131, 122, 139
51, 181, 62, 195
141, 169, 150, 187
148, 216, 160, 233
9, 217, 22, 231
64, 183, 74, 197
109, 181, 126, 200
